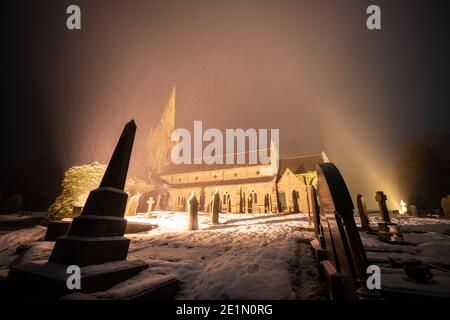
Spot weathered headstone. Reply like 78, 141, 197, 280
155, 194, 162, 211
211, 189, 220, 224
315, 163, 380, 300
375, 191, 391, 223
4, 194, 23, 213
247, 194, 253, 213
292, 190, 300, 213
6, 120, 154, 299
125, 194, 141, 216
306, 186, 312, 226
147, 197, 154, 214
309, 185, 327, 263
264, 193, 270, 213
239, 188, 244, 213
181, 196, 187, 211
356, 194, 371, 232
187, 191, 199, 230
409, 204, 419, 217
199, 192, 205, 212
441, 196, 450, 219
375, 191, 403, 243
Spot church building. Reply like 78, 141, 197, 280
148, 87, 328, 213
159, 152, 326, 213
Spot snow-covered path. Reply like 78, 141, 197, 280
125, 212, 324, 299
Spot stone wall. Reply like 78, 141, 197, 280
160, 164, 273, 185
277, 170, 318, 213
167, 180, 277, 213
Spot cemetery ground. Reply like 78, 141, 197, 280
1, 211, 450, 299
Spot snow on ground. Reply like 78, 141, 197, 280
0, 212, 325, 300
1, 211, 449, 299
366, 214, 450, 233
0, 225, 47, 278
125, 212, 323, 299
361, 213, 450, 268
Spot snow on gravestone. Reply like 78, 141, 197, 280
6, 120, 179, 299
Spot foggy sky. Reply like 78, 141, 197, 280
2, 0, 450, 208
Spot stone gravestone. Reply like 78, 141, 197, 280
441, 196, 450, 219
6, 120, 172, 299
211, 189, 220, 224
375, 191, 403, 243
264, 193, 270, 213
409, 204, 419, 217
187, 191, 199, 230
239, 188, 244, 213
247, 194, 253, 213
315, 163, 379, 300
356, 194, 371, 232
4, 194, 23, 213
181, 196, 187, 211
375, 191, 391, 223
125, 194, 141, 216
309, 185, 327, 263
306, 187, 312, 226
147, 197, 154, 214
292, 190, 300, 213
199, 192, 205, 212
155, 194, 162, 211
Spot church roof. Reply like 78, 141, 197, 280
160, 149, 270, 175
277, 155, 323, 176
160, 162, 262, 175
160, 154, 323, 177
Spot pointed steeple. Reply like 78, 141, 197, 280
147, 86, 177, 175
270, 136, 279, 175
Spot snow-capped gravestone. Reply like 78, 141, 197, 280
6, 120, 178, 299
356, 194, 371, 232
125, 194, 141, 216
187, 191, 199, 230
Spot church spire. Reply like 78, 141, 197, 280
146, 86, 176, 176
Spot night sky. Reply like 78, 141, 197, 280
2, 0, 449, 209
